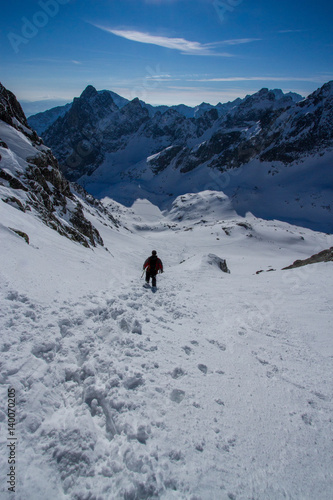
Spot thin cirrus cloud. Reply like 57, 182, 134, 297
91, 25, 259, 56
217, 38, 262, 46
193, 76, 328, 83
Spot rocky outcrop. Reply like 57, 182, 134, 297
42, 87, 150, 181
0, 82, 107, 248
27, 102, 72, 135
282, 247, 333, 270
206, 254, 230, 273
261, 81, 333, 163
0, 83, 29, 129
0, 82, 40, 145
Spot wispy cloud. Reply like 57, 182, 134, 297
277, 29, 306, 34
217, 38, 262, 46
25, 57, 82, 66
91, 25, 235, 56
192, 76, 328, 83
144, 0, 184, 3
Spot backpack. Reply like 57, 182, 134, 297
148, 255, 158, 273
144, 255, 162, 274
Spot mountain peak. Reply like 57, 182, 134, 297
121, 97, 149, 118
0, 82, 29, 128
300, 80, 333, 108
129, 97, 142, 107
80, 85, 98, 100
0, 82, 40, 144
317, 80, 333, 98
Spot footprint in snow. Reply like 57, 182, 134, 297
208, 339, 226, 351
6, 291, 29, 303
182, 345, 193, 355
171, 367, 186, 379
123, 374, 144, 390
119, 318, 131, 332
131, 320, 142, 335
170, 389, 186, 403
198, 364, 208, 374
110, 308, 125, 319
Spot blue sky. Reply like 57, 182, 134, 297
1, 0, 333, 114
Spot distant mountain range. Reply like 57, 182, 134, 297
28, 86, 303, 136
25, 82, 333, 232
26, 90, 244, 136
29, 84, 307, 184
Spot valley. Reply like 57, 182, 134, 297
1, 81, 332, 500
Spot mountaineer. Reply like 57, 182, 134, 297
143, 250, 163, 288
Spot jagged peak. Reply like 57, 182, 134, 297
246, 87, 292, 101
161, 107, 183, 118
129, 97, 143, 107
0, 82, 40, 144
80, 85, 98, 100
0, 82, 29, 128
299, 80, 333, 108
314, 80, 333, 98
271, 88, 284, 99
121, 97, 149, 116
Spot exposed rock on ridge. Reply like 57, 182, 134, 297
38, 83, 329, 185
282, 247, 333, 270
0, 83, 106, 248
42, 88, 150, 181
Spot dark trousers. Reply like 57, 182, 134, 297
146, 271, 157, 287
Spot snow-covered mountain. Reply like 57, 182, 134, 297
1, 83, 333, 499
0, 83, 119, 249
27, 102, 72, 136
27, 90, 246, 133
29, 82, 333, 232
32, 85, 305, 184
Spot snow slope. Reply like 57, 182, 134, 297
1, 190, 333, 500
80, 142, 333, 233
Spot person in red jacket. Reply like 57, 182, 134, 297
143, 250, 163, 288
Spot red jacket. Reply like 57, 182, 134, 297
144, 255, 163, 273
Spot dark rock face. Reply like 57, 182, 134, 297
0, 82, 41, 145
0, 82, 106, 248
39, 84, 310, 182
149, 145, 184, 174
261, 82, 333, 163
0, 83, 29, 128
43, 87, 150, 181
27, 103, 72, 136
9, 228, 30, 244
282, 247, 333, 270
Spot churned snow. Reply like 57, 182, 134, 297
0, 190, 333, 499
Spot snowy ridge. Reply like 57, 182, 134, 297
27, 103, 72, 136
0, 84, 113, 248
35, 81, 333, 233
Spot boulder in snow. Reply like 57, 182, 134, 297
206, 253, 230, 273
